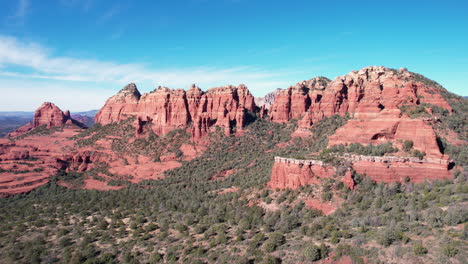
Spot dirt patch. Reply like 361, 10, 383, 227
83, 179, 124, 191
217, 186, 239, 195
211, 169, 238, 180
305, 197, 337, 215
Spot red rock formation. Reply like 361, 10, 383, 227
95, 83, 256, 139
268, 89, 292, 123
342, 170, 355, 190
268, 158, 336, 189
269, 67, 452, 127
95, 83, 141, 125
269, 154, 453, 190
59, 150, 108, 172
269, 77, 330, 124
328, 113, 444, 158
352, 160, 452, 183
9, 102, 84, 137
33, 102, 71, 128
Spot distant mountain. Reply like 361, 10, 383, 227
255, 88, 282, 108
0, 112, 33, 137
75, 110, 99, 117
71, 110, 98, 127
0, 111, 34, 118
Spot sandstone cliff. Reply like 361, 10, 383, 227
268, 154, 453, 190
95, 83, 256, 139
268, 157, 340, 190
269, 67, 451, 125
268, 77, 330, 123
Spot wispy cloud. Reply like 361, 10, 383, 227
0, 35, 310, 110
14, 0, 29, 18
0, 35, 299, 90
97, 4, 122, 24
6, 0, 30, 25
59, 0, 94, 12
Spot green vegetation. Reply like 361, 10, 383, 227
14, 125, 63, 140
71, 118, 191, 161
325, 142, 398, 157
403, 140, 414, 152
0, 113, 466, 263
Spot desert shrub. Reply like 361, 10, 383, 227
403, 140, 414, 152
413, 242, 428, 255
441, 243, 459, 257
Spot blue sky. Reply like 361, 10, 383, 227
0, 0, 467, 111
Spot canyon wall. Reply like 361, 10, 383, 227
268, 154, 453, 190
95, 84, 256, 139
268, 67, 451, 125
267, 157, 355, 190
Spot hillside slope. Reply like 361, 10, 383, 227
0, 66, 466, 263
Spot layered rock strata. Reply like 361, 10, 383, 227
269, 67, 451, 126
8, 102, 84, 137
95, 84, 256, 139
269, 154, 453, 190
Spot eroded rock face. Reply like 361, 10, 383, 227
8, 102, 84, 137
328, 114, 444, 158
33, 102, 71, 128
59, 150, 108, 172
269, 67, 451, 126
95, 83, 256, 139
352, 160, 452, 183
269, 77, 331, 123
94, 83, 141, 125
268, 158, 336, 189
268, 155, 453, 190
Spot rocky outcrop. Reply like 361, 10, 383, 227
328, 114, 444, 158
9, 102, 85, 137
268, 77, 330, 123
94, 83, 141, 125
255, 88, 282, 108
269, 67, 451, 126
268, 157, 335, 189
59, 151, 108, 172
95, 83, 256, 139
352, 160, 452, 183
33, 102, 71, 128
342, 170, 355, 190
268, 153, 453, 189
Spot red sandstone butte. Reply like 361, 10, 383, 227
95, 83, 256, 139
269, 66, 451, 128
8, 102, 84, 137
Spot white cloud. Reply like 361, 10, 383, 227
0, 78, 113, 112
0, 35, 314, 111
